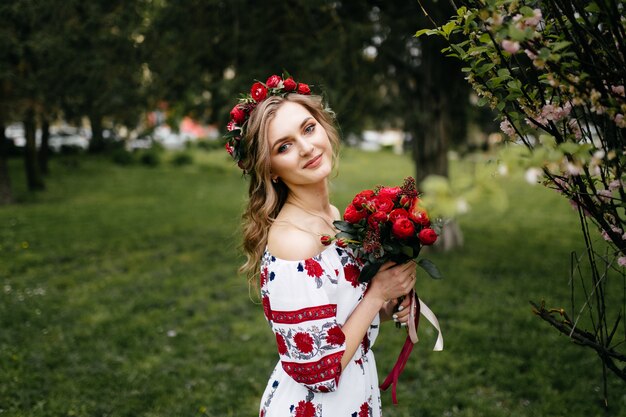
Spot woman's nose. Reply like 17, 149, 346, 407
298, 138, 315, 156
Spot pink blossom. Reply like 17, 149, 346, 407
612, 226, 623, 234
525, 9, 543, 27
565, 162, 582, 176
568, 119, 582, 139
618, 256, 626, 267
525, 49, 537, 60
615, 114, 626, 128
597, 189, 612, 202
500, 119, 516, 136
622, 231, 626, 240
611, 85, 625, 97
602, 230, 612, 241
608, 179, 622, 191
501, 39, 520, 54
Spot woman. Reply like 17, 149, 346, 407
227, 74, 417, 417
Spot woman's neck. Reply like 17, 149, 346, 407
284, 182, 332, 217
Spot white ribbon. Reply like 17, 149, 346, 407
408, 293, 444, 351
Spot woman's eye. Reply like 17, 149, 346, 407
277, 143, 289, 153
304, 124, 315, 134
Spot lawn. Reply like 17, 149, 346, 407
1, 148, 625, 417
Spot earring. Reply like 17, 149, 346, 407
272, 177, 278, 183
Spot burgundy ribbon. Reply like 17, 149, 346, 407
379, 289, 420, 405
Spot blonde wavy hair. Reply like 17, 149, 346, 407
238, 93, 341, 289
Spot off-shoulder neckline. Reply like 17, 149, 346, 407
264, 241, 339, 263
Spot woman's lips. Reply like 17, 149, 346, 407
303, 154, 322, 169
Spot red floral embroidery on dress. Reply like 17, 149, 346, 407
361, 334, 370, 354
262, 296, 272, 321
359, 402, 369, 417
293, 332, 314, 353
276, 333, 288, 355
260, 266, 268, 288
325, 325, 345, 345
271, 304, 337, 324
304, 258, 324, 277
344, 263, 361, 287
282, 351, 343, 385
294, 400, 316, 417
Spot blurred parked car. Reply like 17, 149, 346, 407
48, 129, 89, 152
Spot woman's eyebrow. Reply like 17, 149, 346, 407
271, 117, 313, 151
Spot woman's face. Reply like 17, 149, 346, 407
266, 101, 332, 189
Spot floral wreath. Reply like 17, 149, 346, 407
224, 72, 313, 171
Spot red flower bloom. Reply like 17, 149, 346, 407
326, 325, 345, 345
226, 120, 237, 131
336, 238, 348, 248
391, 217, 415, 240
304, 258, 324, 277
418, 228, 438, 245
352, 189, 375, 210
229, 105, 246, 125
294, 400, 316, 417
283, 77, 297, 91
367, 211, 388, 228
359, 402, 369, 417
343, 263, 361, 287
344, 204, 368, 223
275, 333, 287, 355
225, 142, 234, 156
293, 332, 314, 353
297, 83, 311, 95
399, 195, 413, 208
410, 207, 430, 227
265, 74, 282, 88
250, 82, 268, 102
320, 235, 332, 246
388, 208, 409, 223
374, 196, 394, 213
378, 186, 402, 202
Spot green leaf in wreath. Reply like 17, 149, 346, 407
418, 258, 443, 279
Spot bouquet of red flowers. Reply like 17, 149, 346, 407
321, 177, 441, 283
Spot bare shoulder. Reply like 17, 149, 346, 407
267, 222, 324, 261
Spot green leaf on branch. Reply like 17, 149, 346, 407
418, 258, 443, 279
415, 28, 439, 38
585, 2, 601, 13
441, 21, 458, 38
551, 41, 571, 52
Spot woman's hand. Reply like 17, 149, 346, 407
380, 295, 412, 325
366, 260, 416, 307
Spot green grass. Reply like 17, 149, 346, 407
1, 148, 625, 417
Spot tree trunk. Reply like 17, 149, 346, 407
88, 113, 104, 153
39, 116, 50, 175
0, 123, 14, 205
412, 15, 469, 251
24, 108, 45, 191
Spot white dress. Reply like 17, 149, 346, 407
259, 242, 381, 417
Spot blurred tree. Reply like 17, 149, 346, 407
57, 0, 147, 151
